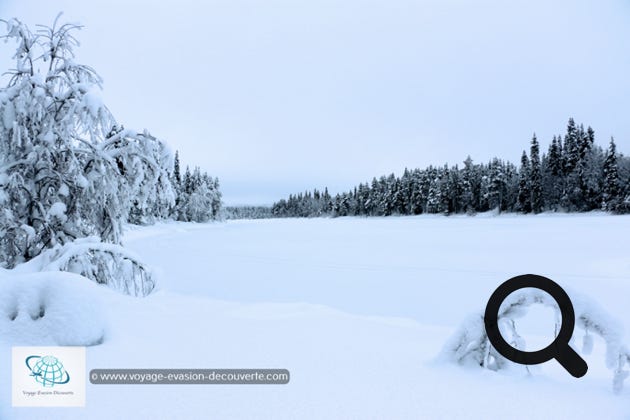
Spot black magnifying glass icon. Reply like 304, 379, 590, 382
484, 274, 588, 378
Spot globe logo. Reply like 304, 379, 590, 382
25, 355, 71, 387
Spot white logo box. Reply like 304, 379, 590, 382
12, 346, 86, 407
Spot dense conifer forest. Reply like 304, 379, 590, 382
271, 120, 630, 217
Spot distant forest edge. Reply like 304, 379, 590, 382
229, 119, 630, 219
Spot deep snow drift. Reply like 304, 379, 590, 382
1, 214, 630, 419
0, 272, 106, 347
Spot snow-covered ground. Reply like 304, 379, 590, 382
2, 214, 630, 419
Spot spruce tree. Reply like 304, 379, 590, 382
504, 162, 519, 212
563, 118, 580, 173
173, 151, 182, 185
602, 137, 620, 211
461, 156, 476, 213
548, 136, 562, 176
530, 134, 543, 213
487, 158, 505, 211
517, 151, 532, 213
544, 136, 562, 209
562, 119, 582, 209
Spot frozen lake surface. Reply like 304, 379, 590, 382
2, 213, 630, 419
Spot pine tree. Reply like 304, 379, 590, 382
323, 187, 333, 213
561, 118, 582, 210
460, 156, 476, 213
548, 136, 562, 176
476, 163, 488, 212
211, 177, 223, 219
563, 118, 580, 173
409, 170, 424, 215
504, 162, 519, 212
426, 170, 443, 213
183, 167, 192, 193
487, 159, 505, 211
582, 126, 595, 159
530, 135, 543, 213
517, 151, 532, 213
440, 166, 453, 214
543, 136, 562, 209
173, 150, 182, 185
447, 164, 462, 213
602, 137, 620, 211
170, 150, 183, 217
400, 168, 413, 214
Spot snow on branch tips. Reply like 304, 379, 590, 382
440, 288, 630, 394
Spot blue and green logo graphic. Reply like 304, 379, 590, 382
25, 355, 71, 387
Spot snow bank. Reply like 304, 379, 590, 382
0, 271, 107, 346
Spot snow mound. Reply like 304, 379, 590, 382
0, 271, 107, 346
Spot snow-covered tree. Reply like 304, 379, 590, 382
602, 137, 621, 211
122, 129, 175, 224
563, 118, 580, 174
172, 150, 182, 186
0, 18, 177, 268
426, 170, 443, 214
460, 157, 476, 214
529, 135, 543, 213
0, 17, 176, 291
543, 136, 563, 210
486, 158, 506, 212
0, 17, 119, 267
517, 151, 531, 213
176, 166, 221, 222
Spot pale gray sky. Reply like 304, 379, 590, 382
2, 0, 629, 205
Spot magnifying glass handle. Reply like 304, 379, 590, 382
555, 345, 588, 378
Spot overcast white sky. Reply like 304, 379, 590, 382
1, 0, 629, 205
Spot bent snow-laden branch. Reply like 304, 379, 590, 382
19, 237, 156, 297
440, 287, 630, 394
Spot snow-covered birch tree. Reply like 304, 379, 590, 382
0, 16, 174, 273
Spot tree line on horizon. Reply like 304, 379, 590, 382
270, 119, 630, 218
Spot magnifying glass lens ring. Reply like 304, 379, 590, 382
484, 274, 576, 365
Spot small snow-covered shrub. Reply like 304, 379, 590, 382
0, 271, 106, 346
20, 237, 155, 297
441, 287, 630, 393
439, 312, 510, 371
